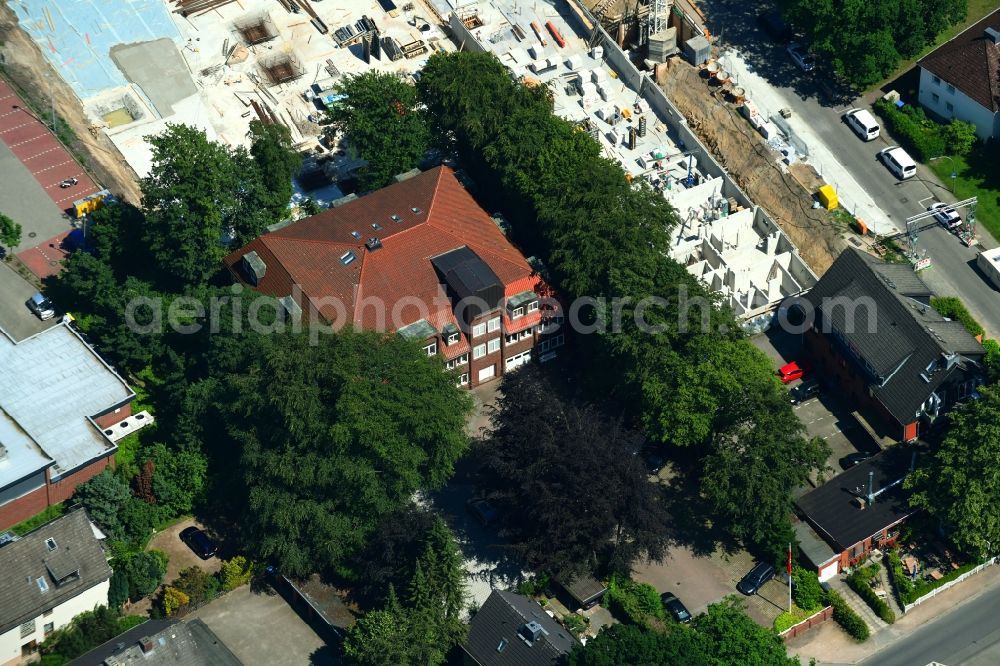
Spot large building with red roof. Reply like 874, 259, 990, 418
223, 166, 563, 388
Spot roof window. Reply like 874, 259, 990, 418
339, 251, 357, 265
350, 231, 362, 239
390, 214, 402, 222
371, 223, 382, 230
45, 538, 57, 552
411, 207, 422, 214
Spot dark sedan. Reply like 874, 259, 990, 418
660, 592, 692, 623
180, 526, 218, 560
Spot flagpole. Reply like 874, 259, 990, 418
788, 543, 793, 612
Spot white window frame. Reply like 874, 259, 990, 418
511, 306, 524, 319
473, 343, 487, 360
446, 332, 459, 345
20, 620, 35, 639
458, 373, 469, 386
527, 301, 539, 312
506, 333, 518, 344
423, 342, 437, 356
487, 316, 501, 333
446, 354, 469, 370
472, 322, 487, 338
487, 337, 501, 354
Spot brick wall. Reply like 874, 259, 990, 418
46, 455, 113, 505
93, 403, 133, 429
0, 484, 49, 532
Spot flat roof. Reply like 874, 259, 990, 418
0, 321, 133, 483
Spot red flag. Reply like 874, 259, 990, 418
787, 544, 793, 575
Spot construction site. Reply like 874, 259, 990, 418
452, 0, 816, 325
6, 0, 455, 197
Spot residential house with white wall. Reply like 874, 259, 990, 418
917, 9, 1000, 141
0, 510, 112, 666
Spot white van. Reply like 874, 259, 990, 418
844, 108, 880, 141
879, 146, 917, 180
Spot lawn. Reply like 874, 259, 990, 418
875, 0, 1000, 90
927, 143, 1000, 242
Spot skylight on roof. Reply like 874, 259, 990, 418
372, 223, 382, 230
45, 538, 56, 552
411, 207, 422, 214
390, 214, 402, 222
340, 251, 357, 265
350, 231, 362, 239
37, 577, 49, 593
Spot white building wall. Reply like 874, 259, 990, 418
917, 67, 999, 141
0, 579, 110, 666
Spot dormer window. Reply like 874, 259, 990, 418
527, 301, 539, 312
447, 332, 459, 345
511, 306, 524, 319
423, 342, 437, 356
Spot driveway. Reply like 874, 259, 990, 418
189, 586, 334, 666
147, 518, 223, 585
0, 261, 56, 341
751, 329, 878, 487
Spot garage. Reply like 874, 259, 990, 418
478, 364, 496, 382
505, 350, 531, 371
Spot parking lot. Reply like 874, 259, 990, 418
0, 262, 56, 341
751, 328, 879, 487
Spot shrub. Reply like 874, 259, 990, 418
873, 99, 948, 162
117, 616, 146, 632
108, 569, 129, 610
930, 297, 984, 338
826, 589, 869, 641
162, 586, 190, 617
604, 575, 666, 627
887, 550, 978, 606
172, 566, 220, 606
219, 556, 255, 591
517, 573, 551, 597
791, 567, 825, 611
885, 550, 914, 607
846, 568, 895, 623
121, 550, 168, 601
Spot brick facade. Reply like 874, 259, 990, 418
93, 403, 133, 429
46, 456, 113, 505
0, 485, 48, 532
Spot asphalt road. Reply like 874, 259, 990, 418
699, 0, 1000, 338
858, 587, 1000, 666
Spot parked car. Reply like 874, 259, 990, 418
879, 146, 917, 179
660, 592, 692, 623
839, 452, 871, 470
26, 292, 56, 320
843, 108, 881, 141
180, 526, 218, 559
466, 498, 499, 527
790, 379, 821, 404
737, 561, 776, 595
778, 360, 810, 384
787, 43, 815, 72
756, 11, 792, 42
59, 177, 78, 188
928, 202, 962, 231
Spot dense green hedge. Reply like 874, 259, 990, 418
826, 589, 870, 641
846, 565, 895, 623
873, 99, 977, 162
604, 575, 666, 627
930, 296, 985, 338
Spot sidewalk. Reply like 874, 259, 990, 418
714, 48, 897, 236
787, 561, 1000, 665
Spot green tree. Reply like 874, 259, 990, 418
140, 124, 269, 288
907, 385, 1000, 559
172, 566, 219, 605
982, 339, 1000, 383
40, 606, 123, 661
566, 623, 710, 666
210, 329, 471, 576
248, 120, 300, 220
0, 211, 22, 249
327, 71, 430, 190
405, 519, 467, 664
791, 566, 825, 611
219, 556, 254, 591
943, 119, 978, 156
74, 471, 132, 541
123, 551, 169, 601
108, 568, 130, 610
694, 597, 802, 665
143, 442, 207, 515
343, 588, 415, 666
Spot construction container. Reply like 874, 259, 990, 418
684, 35, 711, 66
73, 190, 112, 219
817, 184, 838, 210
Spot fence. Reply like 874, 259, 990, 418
902, 555, 997, 612
779, 605, 834, 640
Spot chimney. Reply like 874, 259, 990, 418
985, 27, 1000, 45
139, 637, 154, 653
867, 470, 875, 504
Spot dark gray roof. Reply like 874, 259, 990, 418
792, 520, 837, 568
283, 574, 356, 630
431, 246, 504, 309
74, 619, 243, 666
464, 590, 576, 666
557, 574, 607, 607
805, 249, 984, 424
0, 510, 112, 636
796, 446, 921, 551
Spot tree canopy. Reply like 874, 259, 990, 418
0, 211, 22, 249
201, 328, 471, 576
247, 120, 301, 220
479, 365, 670, 578
778, 0, 966, 87
907, 384, 1000, 559
327, 71, 430, 191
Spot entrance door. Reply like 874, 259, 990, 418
478, 364, 496, 382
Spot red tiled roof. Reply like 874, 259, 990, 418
504, 310, 542, 334
919, 9, 1000, 113
224, 167, 544, 331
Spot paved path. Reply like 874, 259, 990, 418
788, 561, 1000, 664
